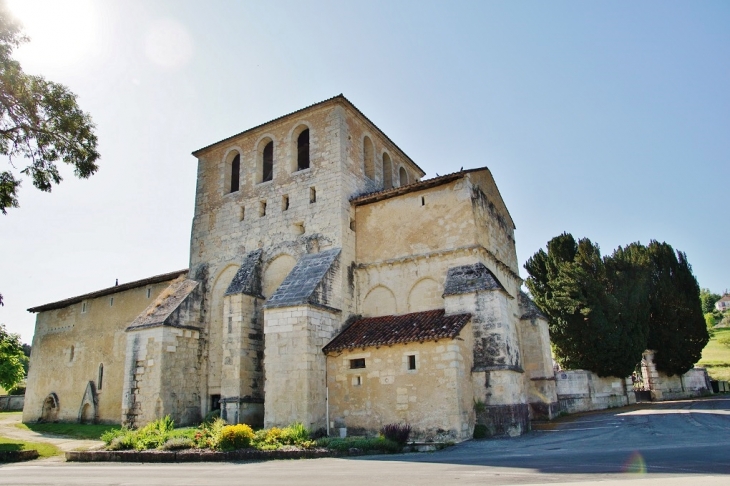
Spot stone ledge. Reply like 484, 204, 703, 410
0, 450, 40, 463
65, 448, 374, 463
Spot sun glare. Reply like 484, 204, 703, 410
6, 0, 101, 69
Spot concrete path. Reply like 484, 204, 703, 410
0, 412, 103, 462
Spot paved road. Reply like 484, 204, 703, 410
2, 396, 730, 485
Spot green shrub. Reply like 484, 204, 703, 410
473, 424, 488, 439
101, 427, 128, 445
202, 409, 220, 424
160, 437, 194, 451
108, 434, 135, 451
132, 415, 175, 450
218, 424, 254, 451
194, 417, 226, 449
719, 335, 730, 349
318, 436, 400, 453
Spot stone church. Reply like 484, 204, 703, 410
23, 95, 557, 440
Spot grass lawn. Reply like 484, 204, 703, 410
698, 328, 730, 382
0, 436, 61, 458
17, 422, 120, 441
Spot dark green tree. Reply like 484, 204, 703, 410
524, 234, 649, 377
0, 1, 99, 214
700, 288, 721, 314
0, 323, 25, 390
645, 242, 709, 376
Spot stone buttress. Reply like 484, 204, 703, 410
443, 263, 530, 436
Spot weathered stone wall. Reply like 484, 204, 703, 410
0, 395, 24, 411
122, 326, 202, 427
23, 279, 176, 424
326, 327, 474, 442
518, 310, 558, 420
641, 351, 712, 401
555, 370, 634, 414
263, 305, 339, 430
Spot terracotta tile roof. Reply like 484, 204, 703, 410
323, 309, 471, 354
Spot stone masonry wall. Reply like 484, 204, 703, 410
326, 327, 474, 442
24, 279, 176, 424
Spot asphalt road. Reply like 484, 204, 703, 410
2, 396, 730, 485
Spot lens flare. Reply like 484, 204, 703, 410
623, 451, 646, 474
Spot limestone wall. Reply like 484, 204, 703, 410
641, 351, 712, 400
23, 279, 176, 424
555, 370, 634, 414
263, 305, 339, 430
518, 313, 558, 420
122, 326, 202, 427
326, 329, 474, 442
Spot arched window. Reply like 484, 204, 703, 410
98, 363, 104, 391
399, 166, 408, 186
297, 129, 309, 171
363, 136, 375, 180
230, 154, 240, 193
262, 141, 273, 182
382, 153, 393, 189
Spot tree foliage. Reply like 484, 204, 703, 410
0, 323, 26, 390
0, 2, 99, 214
525, 234, 708, 378
525, 234, 650, 377
645, 242, 708, 376
700, 288, 721, 314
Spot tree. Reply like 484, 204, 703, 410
0, 323, 25, 390
0, 2, 99, 215
700, 288, 721, 314
645, 242, 709, 376
524, 233, 650, 377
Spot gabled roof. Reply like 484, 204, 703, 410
27, 269, 189, 313
718, 294, 730, 303
323, 309, 471, 354
191, 94, 424, 176
225, 249, 263, 298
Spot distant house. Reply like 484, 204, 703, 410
716, 294, 730, 312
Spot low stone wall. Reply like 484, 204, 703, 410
0, 450, 38, 463
67, 448, 373, 463
641, 352, 713, 401
555, 371, 634, 414
0, 395, 24, 412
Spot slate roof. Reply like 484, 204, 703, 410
443, 262, 506, 296
127, 278, 200, 330
323, 309, 471, 354
518, 291, 547, 320
225, 249, 263, 297
264, 248, 341, 309
27, 269, 189, 313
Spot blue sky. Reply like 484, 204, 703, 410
1, 0, 728, 342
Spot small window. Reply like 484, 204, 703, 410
282, 195, 289, 211
146, 288, 151, 299
262, 141, 273, 182
349, 219, 356, 231
109, 297, 114, 307
297, 129, 310, 171
350, 358, 366, 369
399, 167, 408, 186
421, 196, 425, 206
310, 187, 316, 203
70, 345, 75, 361
81, 301, 87, 313
230, 154, 240, 193
293, 222, 305, 235
382, 153, 393, 189
240, 206, 245, 221
260, 201, 267, 217
98, 363, 104, 390
228, 316, 232, 334
353, 375, 362, 386
408, 355, 417, 370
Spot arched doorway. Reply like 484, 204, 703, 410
40, 393, 59, 422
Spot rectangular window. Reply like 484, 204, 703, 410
408, 355, 417, 370
240, 206, 245, 221
81, 302, 87, 313
110, 297, 114, 307
310, 187, 316, 203
260, 201, 267, 217
282, 195, 289, 211
228, 316, 232, 334
354, 375, 362, 386
350, 358, 366, 369
146, 288, 152, 299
